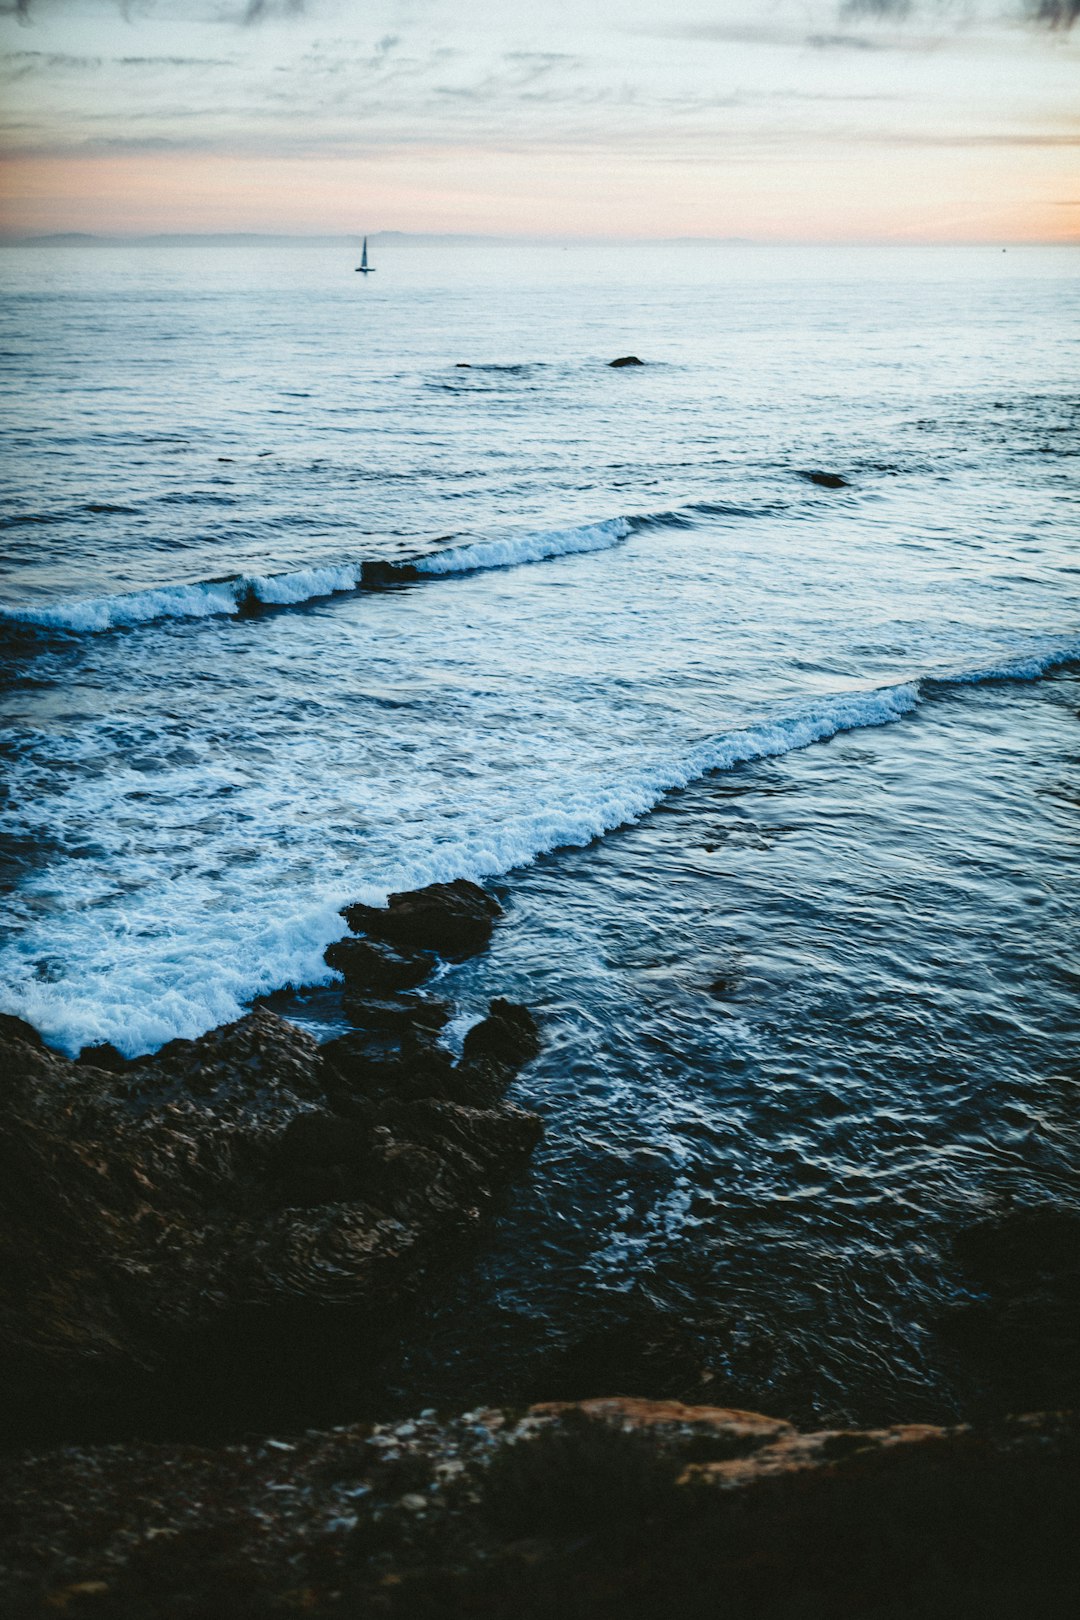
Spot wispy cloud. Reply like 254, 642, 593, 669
1, 2, 1077, 238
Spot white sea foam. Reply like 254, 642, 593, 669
6, 579, 243, 634
0, 603, 1075, 1058
0, 518, 635, 635
0, 679, 921, 1057
247, 561, 362, 606
415, 517, 632, 576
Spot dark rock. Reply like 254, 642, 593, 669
360, 558, 420, 589
0, 1006, 542, 1446
343, 878, 503, 960
341, 992, 452, 1035
461, 999, 541, 1072
75, 1040, 128, 1073
798, 469, 849, 489
324, 935, 434, 992
279, 1162, 357, 1208
322, 1029, 459, 1112
455, 362, 472, 368
2, 1402, 1076, 1620
0, 1012, 44, 1049
277, 1110, 371, 1169
608, 354, 644, 367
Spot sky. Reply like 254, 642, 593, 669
0, 1, 1077, 240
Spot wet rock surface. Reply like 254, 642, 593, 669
342, 878, 503, 960
323, 937, 434, 993
1, 1399, 1076, 1619
608, 355, 644, 367
0, 988, 542, 1449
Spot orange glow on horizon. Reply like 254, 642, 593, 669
1, 145, 1076, 244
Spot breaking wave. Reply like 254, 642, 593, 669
0, 517, 638, 636
3, 637, 1077, 1057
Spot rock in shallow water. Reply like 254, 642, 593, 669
462, 999, 541, 1071
0, 1006, 541, 1447
324, 935, 434, 992
343, 878, 503, 960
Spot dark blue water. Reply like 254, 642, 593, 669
1, 238, 1077, 1422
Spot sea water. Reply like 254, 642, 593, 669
1, 238, 1077, 1421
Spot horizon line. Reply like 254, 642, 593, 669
1, 230, 1077, 248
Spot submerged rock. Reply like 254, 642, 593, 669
0, 1007, 541, 1447
2, 1400, 1075, 1620
608, 354, 644, 367
798, 469, 849, 489
343, 878, 503, 960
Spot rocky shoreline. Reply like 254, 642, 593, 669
0, 881, 542, 1448
2, 878, 1078, 1614
2, 1398, 1077, 1618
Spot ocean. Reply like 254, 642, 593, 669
1, 236, 1077, 1423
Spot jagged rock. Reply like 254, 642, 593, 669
461, 1000, 541, 1072
277, 1110, 371, 1169
322, 1029, 457, 1109
608, 355, 644, 367
798, 469, 849, 489
0, 1012, 43, 1048
0, 1008, 541, 1447
324, 935, 434, 992
74, 1041, 128, 1073
343, 878, 503, 960
2, 1401, 1075, 1620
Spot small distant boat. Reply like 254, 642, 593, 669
355, 236, 375, 275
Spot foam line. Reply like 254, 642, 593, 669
6, 640, 1078, 1058
0, 517, 637, 635
414, 517, 631, 575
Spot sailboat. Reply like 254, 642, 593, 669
355, 236, 375, 275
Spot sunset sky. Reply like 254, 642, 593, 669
0, 1, 1077, 241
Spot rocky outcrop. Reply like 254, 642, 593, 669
0, 1002, 542, 1448
341, 878, 503, 960
608, 355, 644, 367
323, 936, 434, 993
1, 1399, 1075, 1619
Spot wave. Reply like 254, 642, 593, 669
0, 516, 637, 635
1, 495, 805, 638
5, 637, 1076, 1058
414, 517, 631, 576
